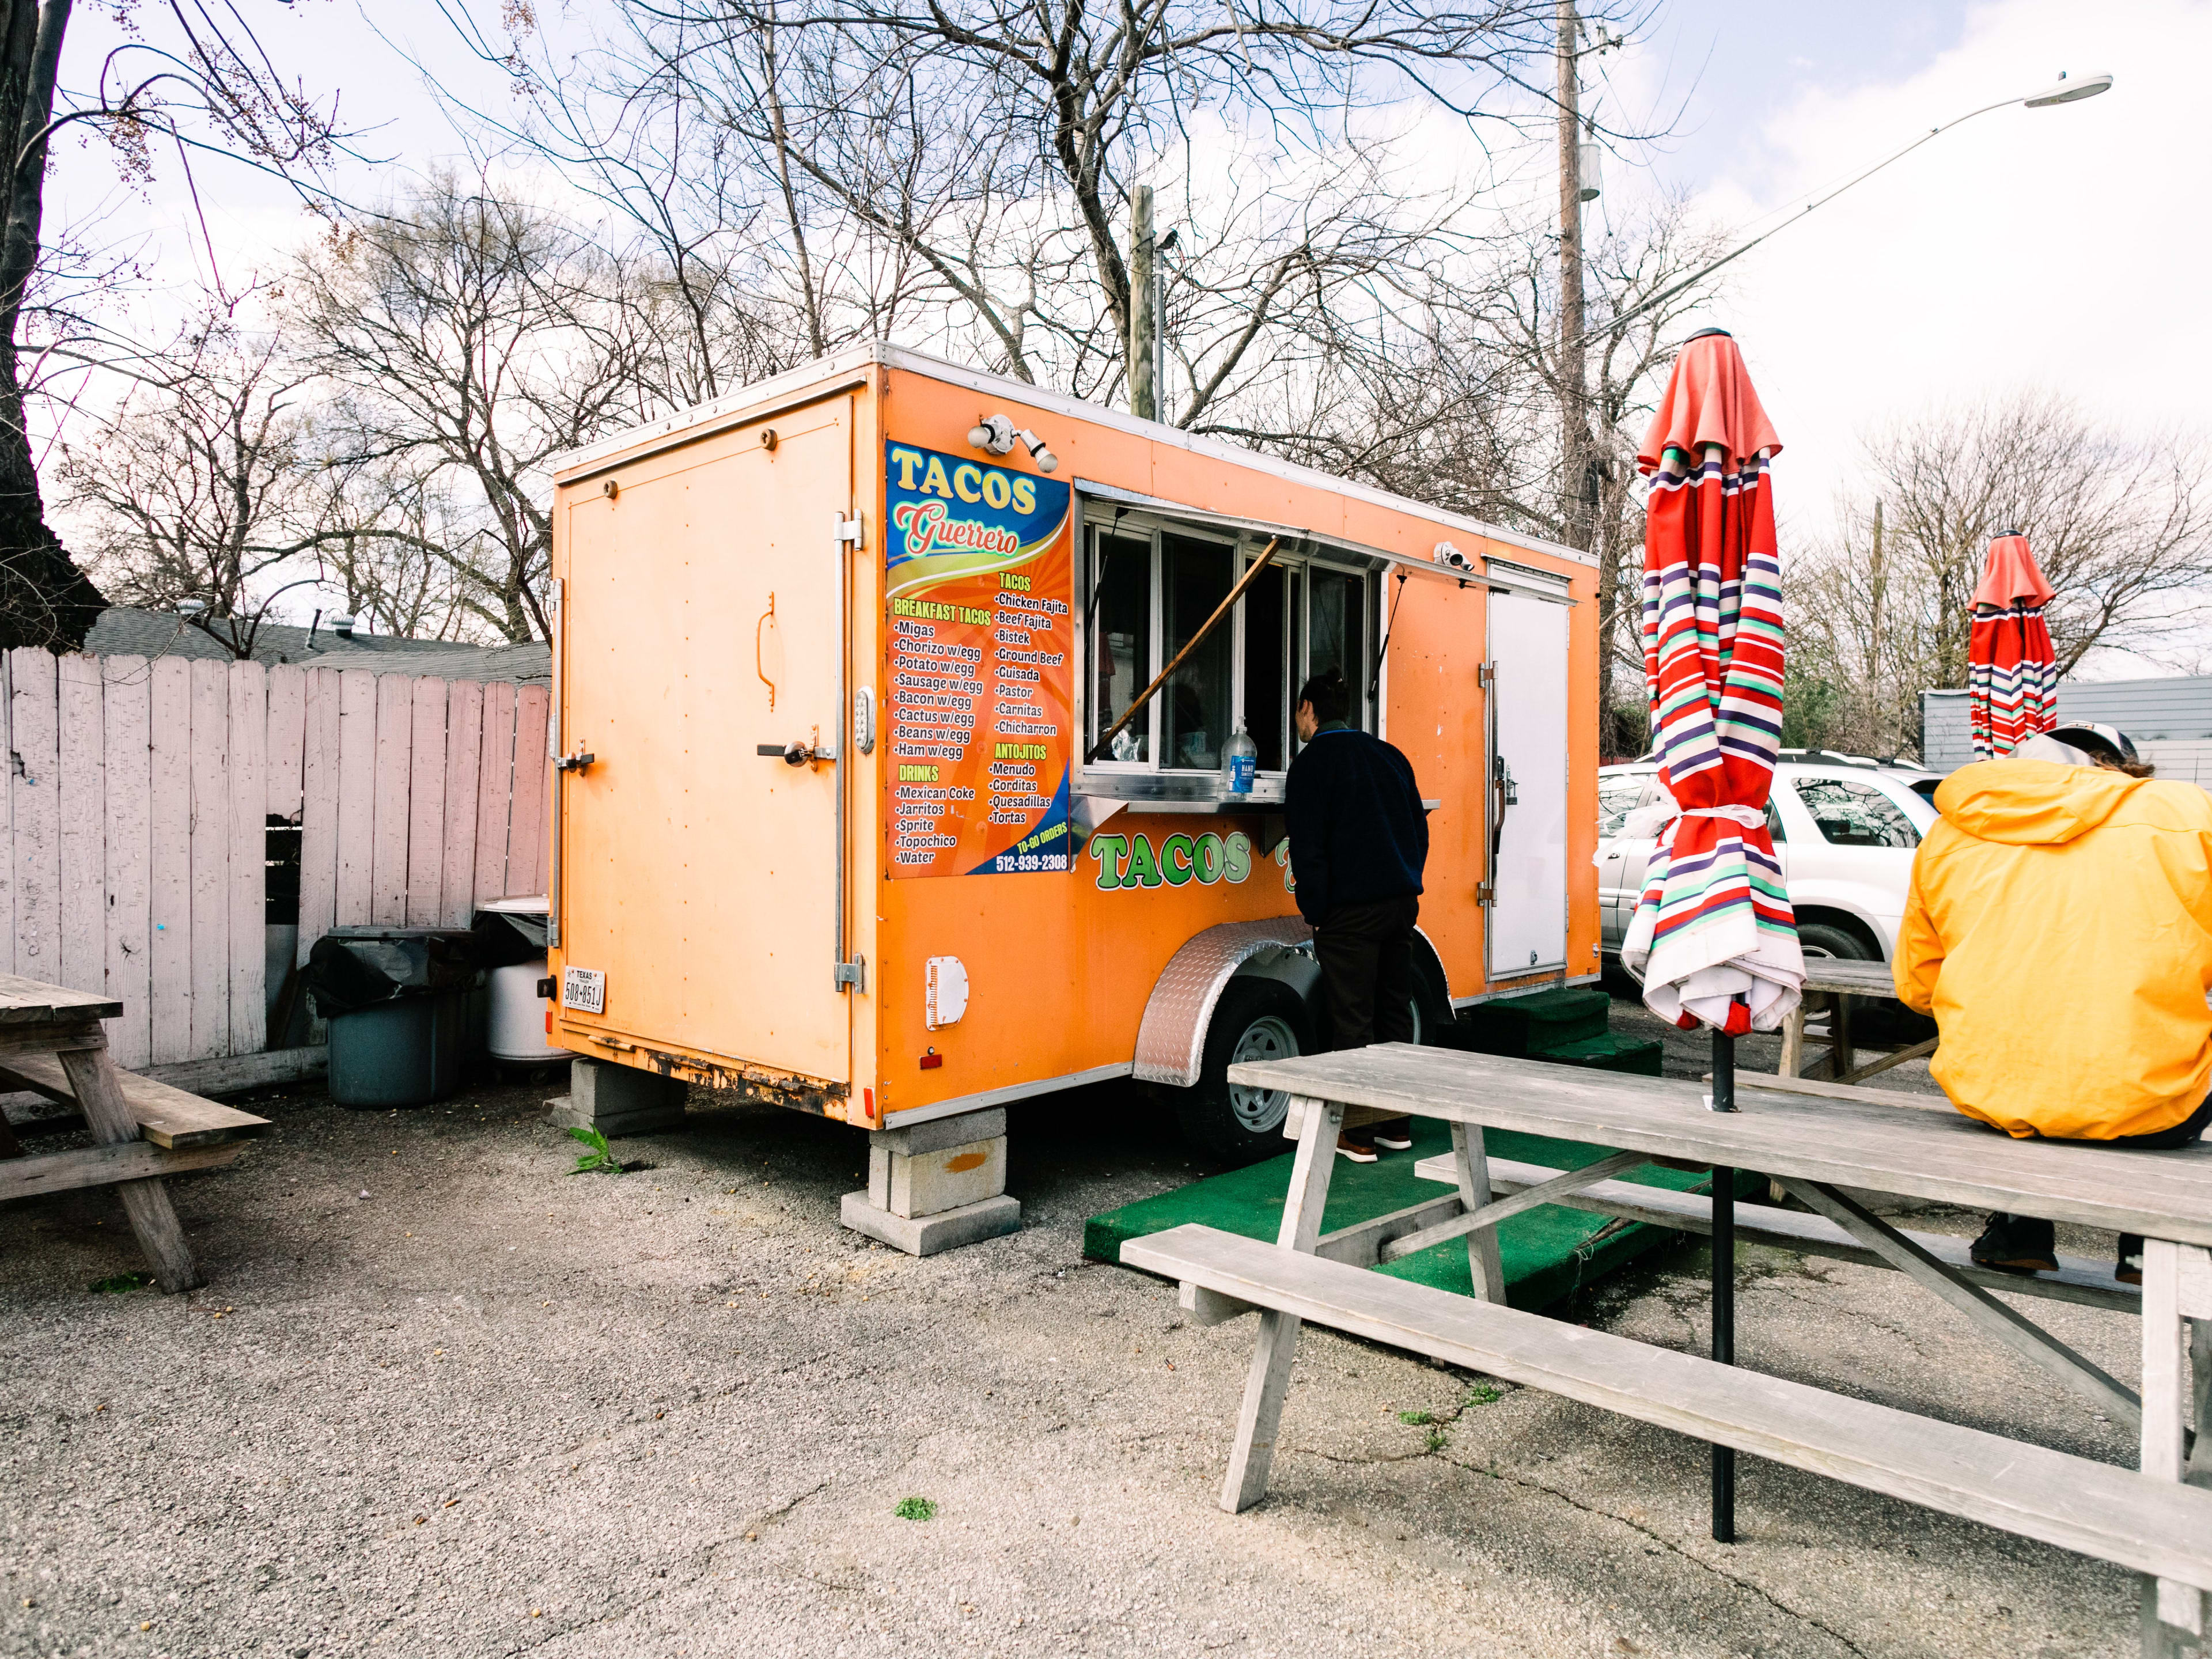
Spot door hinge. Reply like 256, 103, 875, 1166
1476, 882, 1495, 906
835, 513, 866, 547
1478, 662, 1497, 688
834, 956, 866, 991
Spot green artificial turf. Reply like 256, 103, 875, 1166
1086, 1116, 1749, 1311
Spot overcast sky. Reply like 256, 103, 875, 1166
42, 0, 2198, 635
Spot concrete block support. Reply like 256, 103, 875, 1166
544, 1058, 688, 1139
842, 1107, 1020, 1255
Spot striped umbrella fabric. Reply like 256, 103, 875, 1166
1619, 332, 1803, 1035
1967, 532, 2058, 759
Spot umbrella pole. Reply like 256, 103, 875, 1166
1711, 1025, 1737, 1544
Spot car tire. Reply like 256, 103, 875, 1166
1177, 979, 1313, 1166
1796, 922, 1874, 962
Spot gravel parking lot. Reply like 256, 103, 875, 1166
0, 1002, 2152, 1659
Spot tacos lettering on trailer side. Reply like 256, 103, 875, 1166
883, 442, 1074, 877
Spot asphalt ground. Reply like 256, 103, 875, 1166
0, 993, 2154, 1659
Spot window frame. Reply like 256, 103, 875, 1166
1787, 772, 1925, 851
1075, 505, 1381, 798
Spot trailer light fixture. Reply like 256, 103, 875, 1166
968, 412, 1059, 474
920, 1050, 943, 1070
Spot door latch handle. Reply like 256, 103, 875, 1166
757, 726, 833, 769
556, 750, 596, 773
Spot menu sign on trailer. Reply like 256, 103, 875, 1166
883, 442, 1074, 877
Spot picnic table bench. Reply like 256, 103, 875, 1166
1124, 1044, 2212, 1658
1781, 956, 1934, 1083
0, 974, 268, 1290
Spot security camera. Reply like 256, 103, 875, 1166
1433, 541, 1475, 572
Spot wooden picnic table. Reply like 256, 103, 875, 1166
1779, 956, 1936, 1084
1127, 1043, 2212, 1658
0, 974, 268, 1291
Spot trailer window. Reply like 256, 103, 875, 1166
1091, 531, 1153, 762
1308, 567, 1362, 696
1084, 516, 1377, 777
1164, 532, 1235, 770
1241, 559, 1289, 771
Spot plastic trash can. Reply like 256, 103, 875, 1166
305, 927, 484, 1108
327, 991, 471, 1107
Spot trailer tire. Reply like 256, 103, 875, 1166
1177, 979, 1312, 1167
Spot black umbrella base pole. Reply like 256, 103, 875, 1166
1712, 1028, 1737, 1543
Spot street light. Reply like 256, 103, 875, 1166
1598, 71, 2115, 340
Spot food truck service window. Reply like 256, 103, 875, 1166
1084, 513, 1378, 783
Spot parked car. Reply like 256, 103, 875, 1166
1599, 751, 1943, 963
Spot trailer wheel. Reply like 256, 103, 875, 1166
1177, 979, 1312, 1166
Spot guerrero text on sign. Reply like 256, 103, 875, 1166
884, 442, 1074, 876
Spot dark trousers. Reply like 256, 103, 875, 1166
1314, 895, 1421, 1052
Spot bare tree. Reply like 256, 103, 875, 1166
287, 176, 651, 642
1193, 197, 1726, 755
0, 1, 353, 648
56, 314, 321, 647
1790, 393, 2212, 757
451, 0, 1667, 422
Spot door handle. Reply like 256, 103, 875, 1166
556, 749, 596, 773
757, 726, 835, 770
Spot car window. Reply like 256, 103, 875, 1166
1599, 777, 1646, 837
1793, 778, 1920, 849
1765, 798, 1786, 844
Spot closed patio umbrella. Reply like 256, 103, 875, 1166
1619, 326, 1804, 1546
1967, 532, 2058, 759
1620, 330, 1804, 1037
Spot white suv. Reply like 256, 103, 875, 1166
1598, 751, 1942, 964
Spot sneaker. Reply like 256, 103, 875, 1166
2118, 1233, 2145, 1286
1335, 1132, 1378, 1164
1370, 1120, 1414, 1152
1969, 1213, 2057, 1275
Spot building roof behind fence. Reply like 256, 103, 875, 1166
79, 607, 550, 684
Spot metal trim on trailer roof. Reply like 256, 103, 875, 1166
1075, 477, 1574, 605
548, 342, 1595, 574
1075, 477, 1319, 550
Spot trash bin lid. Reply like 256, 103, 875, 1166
304, 927, 483, 1018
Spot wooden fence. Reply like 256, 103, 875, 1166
2, 649, 551, 1070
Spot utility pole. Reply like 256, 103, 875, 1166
1556, 0, 1589, 553
1128, 185, 1158, 422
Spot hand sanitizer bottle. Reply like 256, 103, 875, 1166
1222, 718, 1257, 797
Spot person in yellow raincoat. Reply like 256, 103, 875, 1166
1894, 723, 2212, 1284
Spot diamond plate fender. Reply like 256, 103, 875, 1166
1132, 918, 1315, 1088
1134, 919, 1455, 1088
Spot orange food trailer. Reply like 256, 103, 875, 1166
544, 344, 1601, 1252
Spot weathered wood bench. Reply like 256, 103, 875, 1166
1126, 1222, 2212, 1595
0, 1051, 273, 1148
1403, 1150, 2138, 1311
1157, 1046, 2212, 1658
0, 974, 269, 1290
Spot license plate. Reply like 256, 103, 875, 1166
561, 967, 607, 1014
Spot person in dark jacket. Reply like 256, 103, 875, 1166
1283, 667, 1428, 1161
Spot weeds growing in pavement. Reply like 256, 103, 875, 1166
893, 1497, 938, 1521
566, 1126, 624, 1175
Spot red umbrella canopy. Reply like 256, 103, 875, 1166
1968, 532, 2058, 759
1619, 331, 1802, 1035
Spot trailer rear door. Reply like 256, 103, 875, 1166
1484, 590, 1570, 978
556, 401, 854, 1086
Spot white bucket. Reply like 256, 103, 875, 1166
489, 957, 569, 1063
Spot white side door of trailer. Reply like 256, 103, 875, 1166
1485, 591, 1569, 978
